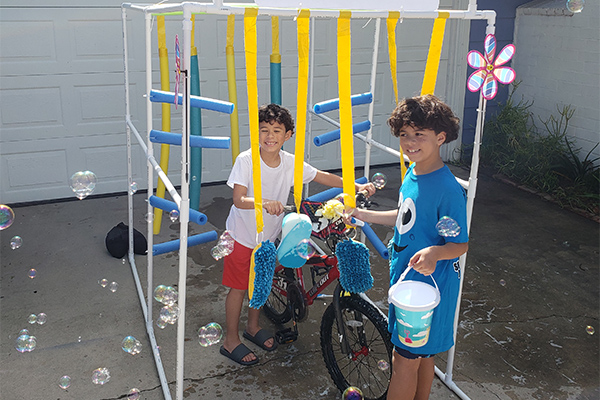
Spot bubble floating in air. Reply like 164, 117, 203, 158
129, 182, 138, 195
19, 329, 29, 336
342, 386, 364, 400
156, 318, 167, 330
108, 281, 118, 293
295, 239, 316, 260
28, 269, 37, 279
377, 359, 389, 371
28, 314, 37, 324
91, 368, 110, 385
211, 230, 234, 260
0, 204, 15, 230
169, 210, 179, 222
371, 173, 388, 190
566, 0, 584, 13
159, 305, 180, 325
500, 279, 506, 287
128, 388, 141, 400
58, 375, 71, 390
198, 322, 223, 347
161, 286, 178, 306
69, 171, 97, 200
153, 285, 167, 303
36, 312, 47, 325
122, 336, 142, 355
436, 216, 461, 237
10, 236, 22, 250
586, 325, 595, 335
145, 212, 154, 222
99, 278, 108, 288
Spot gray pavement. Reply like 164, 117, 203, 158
1, 164, 598, 400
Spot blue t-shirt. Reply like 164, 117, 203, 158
388, 164, 468, 355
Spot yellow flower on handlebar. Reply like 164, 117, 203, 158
322, 199, 345, 220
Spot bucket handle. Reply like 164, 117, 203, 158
397, 266, 439, 293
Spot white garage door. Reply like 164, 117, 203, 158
1, 1, 467, 204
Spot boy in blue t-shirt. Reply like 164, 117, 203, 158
351, 94, 469, 400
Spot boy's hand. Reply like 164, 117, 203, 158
356, 182, 376, 197
408, 246, 438, 276
263, 199, 285, 216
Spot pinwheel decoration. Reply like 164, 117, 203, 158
467, 34, 516, 100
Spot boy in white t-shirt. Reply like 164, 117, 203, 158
220, 103, 375, 365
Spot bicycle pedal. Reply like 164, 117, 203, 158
275, 328, 298, 344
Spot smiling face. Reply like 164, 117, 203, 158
399, 124, 446, 174
259, 120, 292, 155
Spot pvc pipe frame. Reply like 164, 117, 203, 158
122, 3, 496, 400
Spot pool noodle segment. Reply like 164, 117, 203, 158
357, 220, 389, 259
153, 231, 218, 256
149, 90, 234, 114
313, 120, 371, 146
313, 92, 372, 114
148, 195, 207, 225
270, 16, 282, 105
305, 176, 367, 203
190, 16, 203, 212
150, 130, 230, 149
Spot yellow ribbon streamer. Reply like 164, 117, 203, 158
337, 11, 356, 209
244, 8, 263, 234
226, 14, 240, 163
270, 16, 281, 64
421, 12, 449, 95
293, 10, 310, 211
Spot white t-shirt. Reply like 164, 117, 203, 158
226, 149, 318, 249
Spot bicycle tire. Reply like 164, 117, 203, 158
263, 270, 293, 324
320, 295, 393, 400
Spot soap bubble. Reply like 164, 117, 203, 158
28, 269, 37, 279
69, 171, 97, 200
153, 285, 167, 303
145, 212, 154, 222
566, 0, 584, 13
28, 314, 37, 324
0, 205, 15, 230
169, 210, 179, 222
58, 375, 71, 390
377, 359, 389, 371
16, 334, 30, 353
500, 279, 506, 287
91, 368, 110, 385
198, 322, 223, 347
36, 312, 47, 325
436, 216, 461, 237
122, 336, 142, 355
19, 329, 29, 336
162, 286, 178, 306
371, 173, 388, 190
159, 305, 180, 325
586, 325, 595, 335
10, 236, 22, 249
109, 282, 118, 293
156, 318, 168, 329
129, 182, 138, 195
295, 239, 316, 260
333, 193, 351, 206
99, 278, 108, 288
128, 388, 141, 400
342, 386, 364, 400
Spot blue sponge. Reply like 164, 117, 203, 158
336, 239, 373, 293
249, 241, 277, 309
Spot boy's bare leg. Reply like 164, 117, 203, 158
223, 287, 256, 363
387, 351, 420, 400
414, 357, 435, 400
246, 307, 275, 349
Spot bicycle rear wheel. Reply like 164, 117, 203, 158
320, 295, 393, 400
263, 269, 293, 324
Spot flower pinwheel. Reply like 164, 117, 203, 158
467, 34, 516, 100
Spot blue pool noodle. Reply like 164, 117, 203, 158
148, 195, 207, 225
306, 177, 368, 203
313, 92, 373, 114
360, 221, 389, 260
153, 231, 218, 256
149, 90, 234, 114
313, 120, 371, 147
150, 130, 230, 149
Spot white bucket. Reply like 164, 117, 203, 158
388, 271, 440, 348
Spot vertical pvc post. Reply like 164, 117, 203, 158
305, 17, 316, 199
364, 18, 381, 181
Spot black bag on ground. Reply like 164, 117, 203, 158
105, 222, 148, 258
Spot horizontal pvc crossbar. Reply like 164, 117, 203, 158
149, 90, 234, 114
305, 176, 368, 203
313, 120, 371, 147
149, 195, 207, 225
313, 92, 373, 114
361, 221, 389, 259
153, 231, 219, 256
150, 130, 231, 149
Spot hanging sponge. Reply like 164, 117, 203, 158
249, 241, 277, 309
336, 239, 373, 293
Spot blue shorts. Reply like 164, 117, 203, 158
394, 345, 434, 360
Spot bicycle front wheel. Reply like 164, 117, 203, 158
320, 295, 393, 400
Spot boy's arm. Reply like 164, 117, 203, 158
409, 242, 469, 276
351, 208, 398, 226
312, 170, 376, 196
232, 184, 284, 215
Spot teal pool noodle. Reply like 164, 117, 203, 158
190, 54, 202, 211
270, 62, 281, 105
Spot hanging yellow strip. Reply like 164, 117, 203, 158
293, 9, 310, 211
226, 14, 240, 163
244, 8, 263, 234
337, 11, 356, 209
271, 16, 281, 63
420, 12, 449, 95
386, 11, 399, 104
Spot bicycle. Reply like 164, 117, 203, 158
263, 188, 393, 400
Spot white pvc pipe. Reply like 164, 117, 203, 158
305, 17, 316, 199
364, 18, 381, 181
